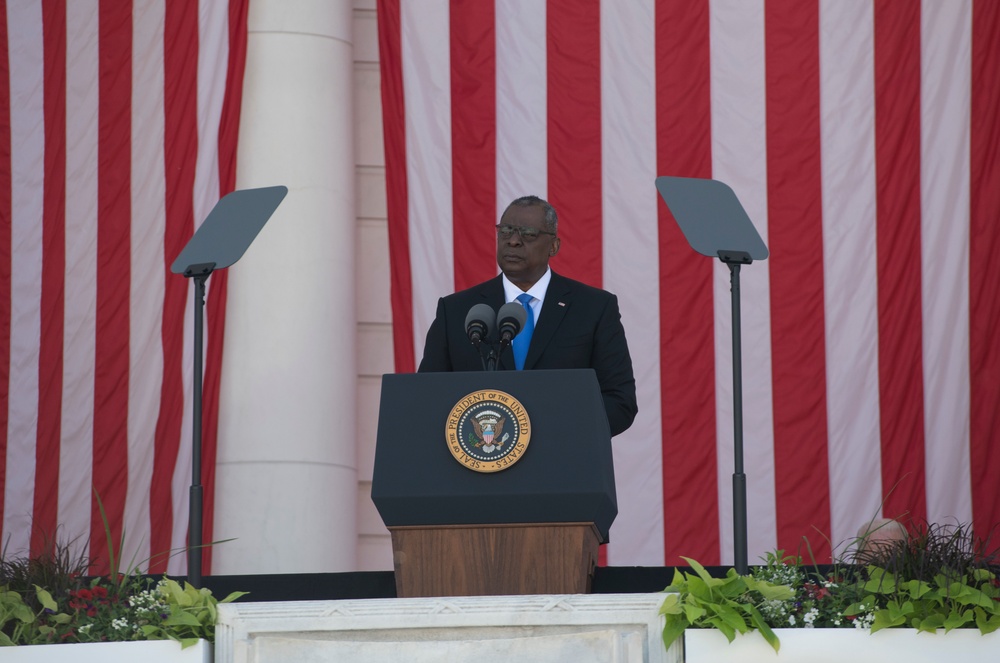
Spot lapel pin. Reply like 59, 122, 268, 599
558, 302, 566, 307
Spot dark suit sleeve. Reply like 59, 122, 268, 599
593, 294, 638, 437
417, 298, 451, 372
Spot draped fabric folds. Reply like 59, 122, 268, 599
0, 0, 248, 575
378, 0, 1000, 565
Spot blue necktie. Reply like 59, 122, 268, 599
512, 293, 534, 370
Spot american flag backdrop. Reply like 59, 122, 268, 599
378, 0, 1000, 565
0, 0, 247, 575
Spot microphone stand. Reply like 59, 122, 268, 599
475, 340, 492, 371
468, 328, 497, 371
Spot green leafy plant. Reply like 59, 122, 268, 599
54, 575, 245, 647
0, 585, 72, 645
0, 492, 246, 647
660, 521, 1000, 652
0, 557, 245, 647
659, 557, 794, 652
840, 521, 1000, 635
748, 550, 869, 630
844, 566, 1000, 633
142, 578, 246, 648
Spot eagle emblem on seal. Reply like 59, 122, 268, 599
446, 390, 529, 472
470, 410, 506, 453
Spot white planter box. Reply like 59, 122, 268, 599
683, 628, 998, 663
0, 638, 211, 663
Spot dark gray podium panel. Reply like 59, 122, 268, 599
371, 369, 617, 541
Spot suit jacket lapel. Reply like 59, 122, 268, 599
479, 275, 506, 309
524, 272, 571, 370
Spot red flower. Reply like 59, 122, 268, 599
91, 585, 111, 604
68, 590, 92, 611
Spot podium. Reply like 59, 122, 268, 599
371, 369, 617, 597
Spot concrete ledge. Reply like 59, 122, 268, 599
217, 593, 676, 663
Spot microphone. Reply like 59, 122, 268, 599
465, 303, 496, 347
497, 302, 527, 347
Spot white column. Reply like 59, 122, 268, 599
214, 0, 357, 573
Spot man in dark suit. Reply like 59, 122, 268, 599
418, 195, 638, 436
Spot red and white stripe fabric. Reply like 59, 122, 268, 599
379, 0, 1000, 565
0, 0, 247, 575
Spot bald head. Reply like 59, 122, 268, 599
856, 518, 908, 560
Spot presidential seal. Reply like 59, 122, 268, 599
445, 389, 531, 473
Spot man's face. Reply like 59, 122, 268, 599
496, 204, 560, 290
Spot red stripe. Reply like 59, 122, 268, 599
872, 0, 927, 526
655, 0, 718, 565
0, 1, 11, 546
969, 0, 1000, 541
450, 0, 496, 291
764, 0, 832, 561
91, 0, 132, 575
32, 0, 67, 557
545, 1, 603, 562
378, 0, 414, 373
200, 0, 249, 575
546, 0, 602, 287
149, 0, 199, 574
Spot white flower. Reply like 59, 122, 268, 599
757, 598, 792, 624
852, 612, 874, 629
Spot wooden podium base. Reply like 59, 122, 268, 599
389, 522, 601, 598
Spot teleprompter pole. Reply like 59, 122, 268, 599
720, 250, 750, 576
184, 263, 214, 588
170, 185, 288, 587
655, 177, 766, 574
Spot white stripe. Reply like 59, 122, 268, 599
709, 0, 777, 565
600, 0, 663, 565
166, 0, 232, 575
195, 0, 226, 219
171, 285, 196, 576
128, 0, 166, 570
171, 291, 195, 576
4, 0, 44, 556
61, 0, 100, 564
819, 0, 883, 555
920, 0, 973, 525
495, 0, 547, 217
402, 0, 452, 362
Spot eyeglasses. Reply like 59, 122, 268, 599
496, 224, 556, 242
